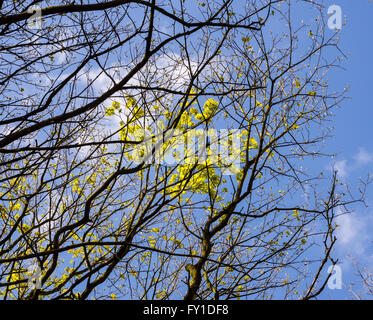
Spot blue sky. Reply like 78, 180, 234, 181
315, 0, 373, 299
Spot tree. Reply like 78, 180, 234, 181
0, 0, 364, 300
346, 257, 373, 299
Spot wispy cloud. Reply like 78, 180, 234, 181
330, 148, 373, 180
336, 208, 373, 269
332, 160, 348, 178
337, 213, 366, 250
354, 148, 373, 166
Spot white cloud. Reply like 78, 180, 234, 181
354, 148, 373, 166
337, 213, 364, 247
334, 207, 373, 295
333, 160, 348, 178
336, 208, 373, 257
